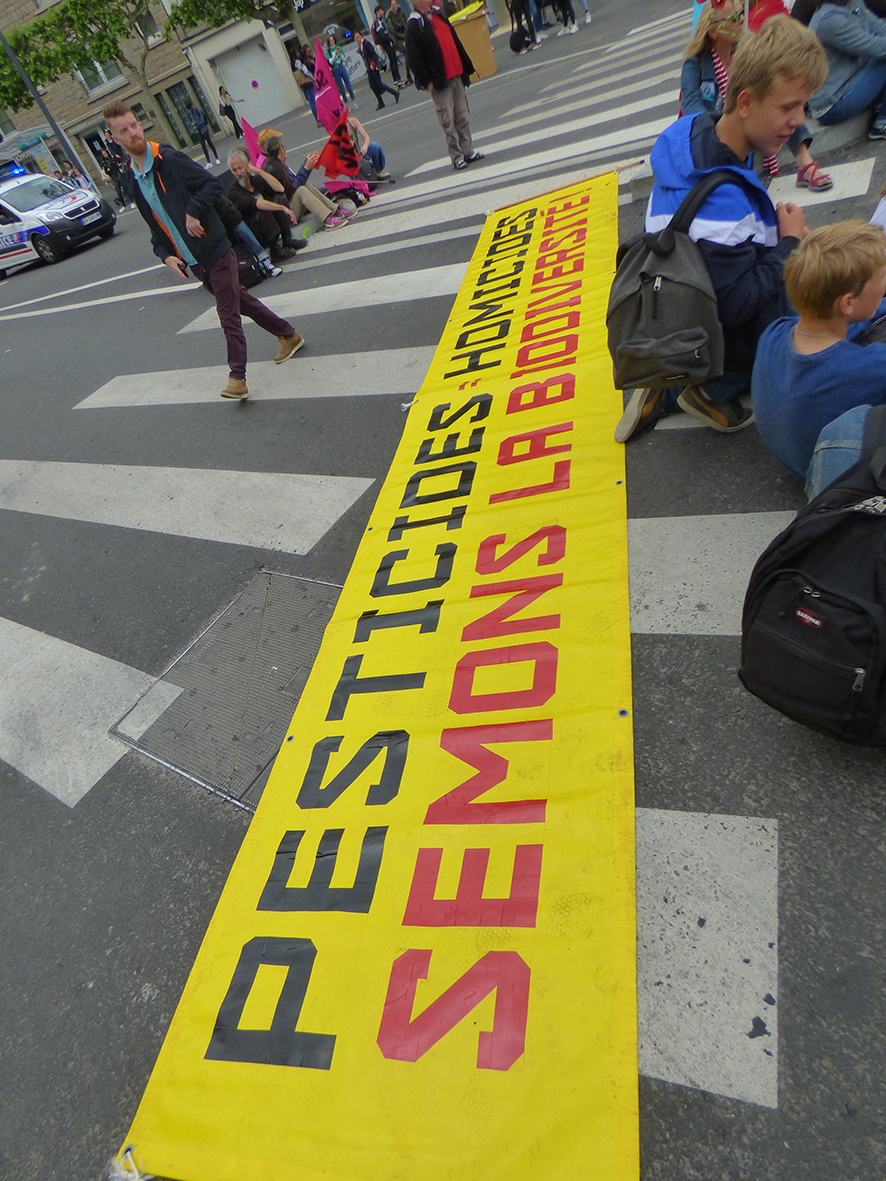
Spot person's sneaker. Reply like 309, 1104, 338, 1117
221, 378, 249, 399
214, 158, 222, 165
377, 169, 391, 178
870, 123, 886, 140
614, 387, 664, 443
323, 213, 347, 228
566, 21, 578, 32
259, 257, 283, 278
556, 23, 569, 34
394, 89, 400, 104
536, 31, 548, 39
274, 331, 305, 364
585, 10, 591, 21
338, 205, 358, 217
465, 151, 485, 163
677, 386, 755, 432
527, 40, 542, 50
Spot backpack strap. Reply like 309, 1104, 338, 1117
647, 168, 756, 256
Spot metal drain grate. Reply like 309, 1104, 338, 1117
113, 572, 340, 807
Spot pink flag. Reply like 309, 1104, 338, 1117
241, 117, 265, 169
313, 37, 345, 135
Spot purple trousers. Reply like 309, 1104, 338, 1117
191, 249, 294, 380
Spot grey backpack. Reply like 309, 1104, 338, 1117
606, 170, 741, 390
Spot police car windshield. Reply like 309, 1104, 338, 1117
2, 177, 74, 212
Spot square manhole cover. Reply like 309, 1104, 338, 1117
113, 572, 340, 806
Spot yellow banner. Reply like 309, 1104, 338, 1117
123, 172, 638, 1181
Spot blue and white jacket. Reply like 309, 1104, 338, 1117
646, 113, 798, 375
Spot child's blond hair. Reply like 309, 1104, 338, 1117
785, 221, 886, 319
724, 14, 827, 113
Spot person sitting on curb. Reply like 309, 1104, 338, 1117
226, 150, 306, 262
681, 0, 832, 189
348, 115, 391, 178
260, 137, 353, 228
809, 0, 886, 139
615, 15, 825, 442
752, 220, 886, 499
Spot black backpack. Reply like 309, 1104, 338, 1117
739, 405, 886, 745
606, 170, 746, 391
233, 240, 264, 288
506, 0, 532, 52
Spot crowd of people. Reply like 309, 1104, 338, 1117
616, 0, 886, 506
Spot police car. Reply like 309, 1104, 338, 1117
0, 170, 116, 278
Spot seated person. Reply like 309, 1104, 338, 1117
809, 0, 886, 138
616, 15, 825, 442
348, 115, 390, 178
681, 0, 831, 188
261, 136, 351, 229
752, 220, 886, 499
226, 149, 305, 262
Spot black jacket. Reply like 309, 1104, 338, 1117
405, 9, 473, 91
687, 116, 796, 375
127, 141, 230, 269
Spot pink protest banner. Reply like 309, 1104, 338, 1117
314, 38, 345, 135
242, 117, 264, 168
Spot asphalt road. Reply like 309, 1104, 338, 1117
3, 2, 886, 1178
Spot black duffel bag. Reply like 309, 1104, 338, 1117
739, 404, 886, 744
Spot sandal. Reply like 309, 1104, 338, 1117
796, 160, 833, 192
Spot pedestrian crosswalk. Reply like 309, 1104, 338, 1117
4, 7, 885, 1154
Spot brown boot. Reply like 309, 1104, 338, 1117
274, 331, 305, 364
220, 378, 249, 399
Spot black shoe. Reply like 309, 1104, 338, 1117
614, 388, 664, 442
453, 159, 469, 171
464, 151, 485, 163
375, 103, 385, 110
677, 386, 755, 432
270, 245, 298, 262
870, 123, 886, 140
394, 89, 400, 104
282, 237, 308, 251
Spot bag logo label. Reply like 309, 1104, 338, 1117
846, 495, 886, 515
795, 607, 823, 629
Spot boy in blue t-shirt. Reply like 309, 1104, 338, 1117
752, 219, 886, 498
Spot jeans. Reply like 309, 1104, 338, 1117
197, 129, 217, 163
190, 249, 294, 380
234, 220, 269, 262
364, 141, 386, 172
805, 404, 870, 500
302, 83, 318, 120
332, 63, 354, 102
368, 70, 398, 106
819, 59, 886, 127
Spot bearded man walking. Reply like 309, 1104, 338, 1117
104, 99, 304, 401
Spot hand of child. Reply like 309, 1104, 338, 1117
777, 201, 807, 241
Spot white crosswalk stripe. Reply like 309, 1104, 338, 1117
178, 264, 468, 334
0, 615, 182, 807
75, 348, 437, 409
0, 460, 374, 552
407, 91, 679, 177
